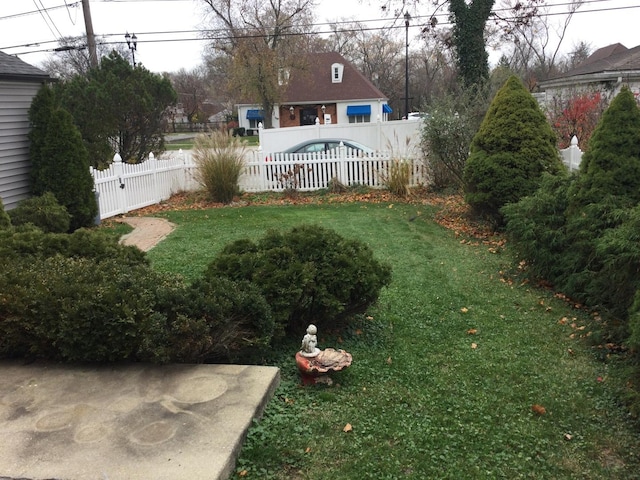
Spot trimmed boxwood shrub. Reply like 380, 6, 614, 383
0, 224, 276, 363
0, 255, 165, 361
204, 224, 392, 334
464, 75, 564, 225
8, 192, 71, 233
0, 225, 147, 266
154, 277, 275, 363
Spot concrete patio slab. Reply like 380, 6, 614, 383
0, 361, 279, 480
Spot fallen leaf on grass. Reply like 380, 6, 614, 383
471, 342, 478, 349
343, 423, 353, 433
386, 356, 392, 365
531, 404, 546, 415
461, 307, 469, 313
238, 470, 248, 477
305, 447, 311, 453
355, 329, 363, 335
564, 433, 573, 441
467, 328, 478, 335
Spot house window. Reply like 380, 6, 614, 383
301, 108, 317, 126
331, 63, 344, 83
246, 109, 264, 128
349, 114, 371, 124
346, 105, 371, 123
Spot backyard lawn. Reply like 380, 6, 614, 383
141, 195, 640, 479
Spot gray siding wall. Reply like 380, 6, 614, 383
0, 80, 43, 210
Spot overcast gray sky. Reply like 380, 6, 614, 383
1, 0, 639, 73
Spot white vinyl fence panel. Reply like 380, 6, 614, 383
91, 151, 198, 220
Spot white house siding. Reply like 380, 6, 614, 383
0, 80, 41, 209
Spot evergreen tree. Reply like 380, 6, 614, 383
28, 85, 58, 194
28, 86, 97, 231
463, 75, 563, 224
57, 52, 176, 167
568, 86, 640, 209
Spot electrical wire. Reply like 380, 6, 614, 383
64, 0, 78, 25
37, 0, 65, 38
4, 1, 639, 56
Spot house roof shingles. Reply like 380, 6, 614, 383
284, 52, 387, 104
0, 51, 49, 82
552, 43, 640, 79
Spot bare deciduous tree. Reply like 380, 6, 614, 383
39, 36, 130, 80
199, 0, 315, 127
493, 0, 584, 87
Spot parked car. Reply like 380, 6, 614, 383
282, 138, 374, 154
407, 112, 429, 121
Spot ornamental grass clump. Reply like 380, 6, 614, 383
382, 133, 416, 197
385, 159, 412, 197
193, 130, 246, 203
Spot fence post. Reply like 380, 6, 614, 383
114, 153, 127, 214
149, 152, 159, 202
569, 135, 582, 171
339, 143, 348, 185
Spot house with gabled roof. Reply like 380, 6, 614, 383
0, 51, 50, 209
539, 43, 640, 107
237, 51, 393, 133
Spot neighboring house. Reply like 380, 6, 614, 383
0, 51, 50, 210
539, 43, 640, 107
237, 52, 392, 133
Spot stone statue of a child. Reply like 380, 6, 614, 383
300, 324, 320, 357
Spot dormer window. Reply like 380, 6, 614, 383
331, 63, 344, 83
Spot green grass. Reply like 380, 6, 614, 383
144, 202, 640, 479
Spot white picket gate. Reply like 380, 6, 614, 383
91, 148, 427, 220
91, 151, 199, 220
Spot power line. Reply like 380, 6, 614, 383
5, 1, 640, 56
0, 2, 80, 21
31, 0, 63, 40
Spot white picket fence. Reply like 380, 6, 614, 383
91, 148, 428, 220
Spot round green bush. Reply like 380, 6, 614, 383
8, 192, 71, 233
204, 224, 392, 334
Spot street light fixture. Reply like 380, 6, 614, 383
404, 12, 411, 120
125, 32, 137, 67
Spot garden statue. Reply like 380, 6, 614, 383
296, 324, 352, 385
300, 324, 320, 357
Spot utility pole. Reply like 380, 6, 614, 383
81, 0, 98, 68
404, 11, 410, 120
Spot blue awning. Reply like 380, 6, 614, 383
382, 104, 392, 114
246, 109, 264, 120
346, 105, 371, 116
